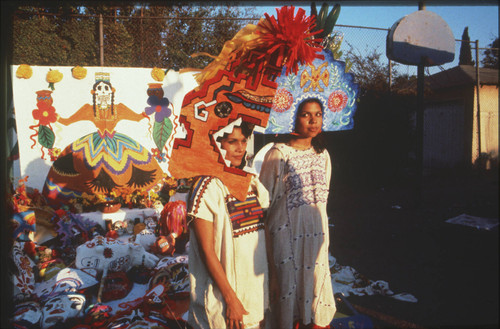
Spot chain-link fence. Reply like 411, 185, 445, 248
10, 7, 498, 177
13, 9, 496, 86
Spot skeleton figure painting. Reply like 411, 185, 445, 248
42, 72, 163, 207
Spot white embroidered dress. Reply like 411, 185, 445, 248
259, 143, 336, 328
187, 175, 270, 329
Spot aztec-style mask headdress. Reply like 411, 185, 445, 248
168, 6, 325, 201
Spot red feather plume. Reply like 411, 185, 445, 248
257, 6, 324, 75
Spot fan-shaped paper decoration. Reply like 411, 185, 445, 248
265, 49, 359, 134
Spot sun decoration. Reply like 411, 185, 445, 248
328, 89, 349, 112
46, 69, 63, 91
71, 66, 87, 80
16, 64, 33, 79
272, 89, 294, 113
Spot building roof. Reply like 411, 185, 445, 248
427, 65, 499, 90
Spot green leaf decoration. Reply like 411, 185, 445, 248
317, 3, 329, 33
345, 59, 353, 73
323, 4, 341, 37
153, 117, 173, 151
311, 2, 318, 21
38, 125, 55, 149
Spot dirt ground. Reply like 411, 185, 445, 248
328, 168, 499, 328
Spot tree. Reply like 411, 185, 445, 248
459, 27, 474, 66
12, 4, 255, 68
481, 37, 499, 69
161, 5, 251, 70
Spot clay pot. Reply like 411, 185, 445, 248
97, 202, 121, 213
147, 83, 164, 99
36, 90, 53, 105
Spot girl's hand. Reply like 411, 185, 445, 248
225, 294, 248, 329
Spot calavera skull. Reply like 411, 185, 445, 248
112, 220, 127, 236
144, 217, 157, 231
94, 81, 113, 111
11, 301, 42, 328
41, 293, 86, 329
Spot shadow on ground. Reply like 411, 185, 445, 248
329, 169, 499, 328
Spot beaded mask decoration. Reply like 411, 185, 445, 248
265, 48, 359, 134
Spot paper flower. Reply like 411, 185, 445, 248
16, 64, 33, 79
46, 69, 63, 90
32, 101, 57, 126
48, 147, 61, 161
72, 66, 87, 80
145, 95, 171, 122
151, 67, 166, 81
256, 6, 324, 75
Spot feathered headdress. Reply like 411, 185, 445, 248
194, 6, 324, 86
169, 6, 325, 201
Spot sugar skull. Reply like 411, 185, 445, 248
112, 220, 127, 236
35, 268, 98, 301
143, 216, 157, 231
134, 228, 157, 251
11, 301, 42, 328
75, 236, 159, 273
41, 293, 86, 329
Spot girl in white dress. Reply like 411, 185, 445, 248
188, 122, 270, 329
260, 98, 336, 329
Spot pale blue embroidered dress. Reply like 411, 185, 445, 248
259, 143, 336, 328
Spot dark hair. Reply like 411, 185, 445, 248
294, 98, 325, 154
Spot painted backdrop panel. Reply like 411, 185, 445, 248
12, 65, 198, 193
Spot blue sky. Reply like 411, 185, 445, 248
252, 2, 498, 75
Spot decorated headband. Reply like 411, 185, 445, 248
168, 6, 324, 200
265, 48, 359, 134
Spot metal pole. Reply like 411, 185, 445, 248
99, 14, 104, 66
415, 0, 426, 207
141, 7, 144, 67
475, 40, 481, 163
388, 59, 393, 92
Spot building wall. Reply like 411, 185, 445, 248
425, 84, 498, 169
424, 86, 474, 168
424, 100, 466, 168
472, 85, 499, 168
